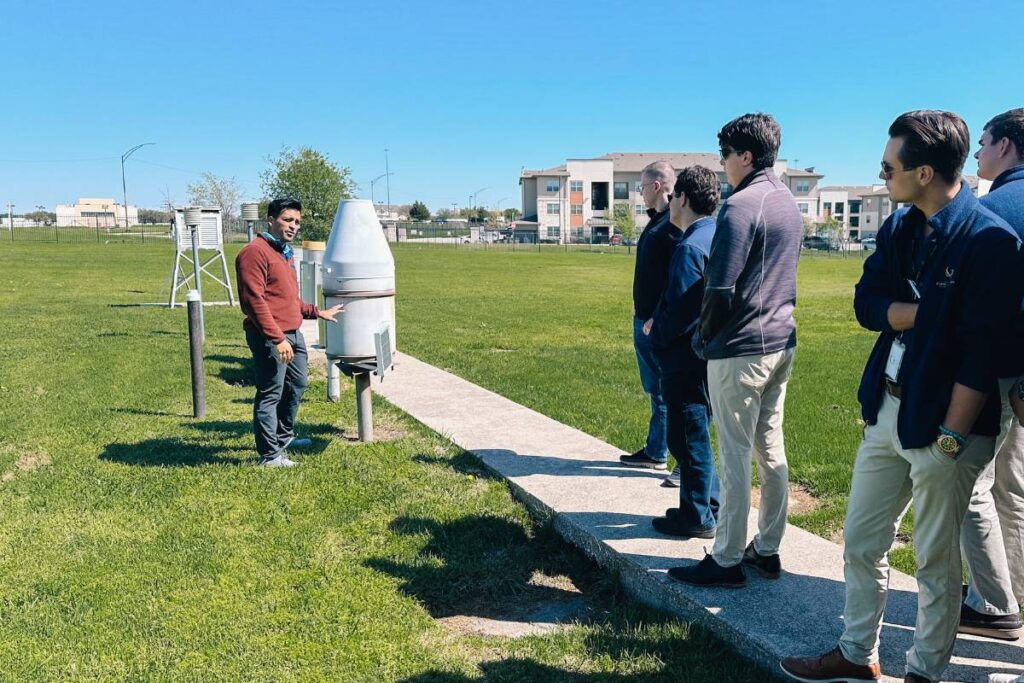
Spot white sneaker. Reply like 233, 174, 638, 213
989, 674, 1024, 683
258, 455, 299, 468
661, 465, 681, 488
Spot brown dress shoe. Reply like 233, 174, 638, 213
781, 645, 881, 682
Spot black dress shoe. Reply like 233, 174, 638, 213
667, 554, 746, 588
651, 515, 715, 539
741, 541, 781, 579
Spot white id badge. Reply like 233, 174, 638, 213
885, 338, 905, 382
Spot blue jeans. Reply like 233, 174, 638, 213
633, 317, 668, 462
246, 328, 309, 459
666, 400, 720, 530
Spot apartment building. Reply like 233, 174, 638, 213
518, 153, 821, 243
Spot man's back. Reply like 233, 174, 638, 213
700, 168, 803, 359
981, 165, 1024, 239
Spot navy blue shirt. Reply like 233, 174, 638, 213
980, 165, 1024, 378
854, 181, 1022, 448
651, 216, 716, 405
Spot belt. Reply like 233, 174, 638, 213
886, 380, 902, 400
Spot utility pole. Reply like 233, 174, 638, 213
6, 203, 13, 231
121, 142, 155, 228
384, 148, 391, 219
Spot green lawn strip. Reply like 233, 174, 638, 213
0, 244, 774, 681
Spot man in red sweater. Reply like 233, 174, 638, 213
235, 198, 344, 467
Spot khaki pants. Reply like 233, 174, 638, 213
839, 393, 994, 681
708, 348, 795, 568
962, 377, 1024, 613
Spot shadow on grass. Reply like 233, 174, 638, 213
112, 407, 193, 418
365, 514, 606, 620
412, 450, 502, 482
206, 353, 254, 387
99, 437, 244, 467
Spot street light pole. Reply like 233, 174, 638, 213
384, 148, 391, 217
370, 172, 393, 206
121, 142, 155, 228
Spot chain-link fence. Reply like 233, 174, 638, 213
0, 217, 255, 245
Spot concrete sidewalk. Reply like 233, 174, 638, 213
302, 326, 1023, 682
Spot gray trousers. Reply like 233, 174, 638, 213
962, 377, 1024, 614
246, 328, 309, 460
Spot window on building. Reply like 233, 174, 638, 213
835, 201, 844, 215
850, 216, 859, 227
570, 180, 583, 192
881, 199, 890, 212
635, 204, 646, 215
635, 181, 643, 192
546, 179, 559, 192
823, 202, 832, 213
796, 181, 810, 193
613, 182, 629, 200
798, 203, 808, 215
849, 200, 861, 213
546, 226, 560, 239
866, 215, 873, 225
570, 204, 583, 215
720, 182, 733, 199
546, 203, 560, 215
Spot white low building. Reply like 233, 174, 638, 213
56, 197, 138, 227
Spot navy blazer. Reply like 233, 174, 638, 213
854, 181, 1022, 448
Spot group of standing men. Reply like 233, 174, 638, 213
623, 110, 1024, 683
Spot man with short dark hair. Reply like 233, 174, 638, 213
669, 113, 802, 588
235, 198, 344, 467
620, 160, 680, 472
781, 111, 1022, 683
958, 107, 1024, 641
645, 166, 721, 538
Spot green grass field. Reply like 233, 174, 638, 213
0, 243, 776, 681
392, 247, 892, 546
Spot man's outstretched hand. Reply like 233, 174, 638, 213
318, 304, 345, 323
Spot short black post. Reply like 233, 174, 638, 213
186, 290, 206, 418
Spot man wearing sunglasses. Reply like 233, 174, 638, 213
620, 160, 680, 473
957, 108, 1024, 643
669, 113, 802, 589
781, 111, 1022, 683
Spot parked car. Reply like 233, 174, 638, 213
861, 237, 877, 249
802, 235, 834, 251
609, 234, 622, 246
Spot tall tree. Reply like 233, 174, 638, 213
503, 207, 522, 222
261, 147, 356, 241
186, 173, 243, 222
409, 201, 430, 221
613, 202, 636, 241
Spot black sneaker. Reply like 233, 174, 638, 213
619, 448, 668, 470
651, 515, 715, 539
957, 603, 1023, 641
667, 554, 746, 588
742, 541, 781, 579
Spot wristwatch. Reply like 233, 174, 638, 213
936, 425, 966, 457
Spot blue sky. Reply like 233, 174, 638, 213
3, 0, 1022, 214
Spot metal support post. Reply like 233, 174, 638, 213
186, 290, 206, 418
355, 372, 373, 442
189, 224, 205, 341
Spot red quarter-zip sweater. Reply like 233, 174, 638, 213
235, 236, 319, 343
